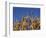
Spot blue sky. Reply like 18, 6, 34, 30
13, 7, 40, 22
